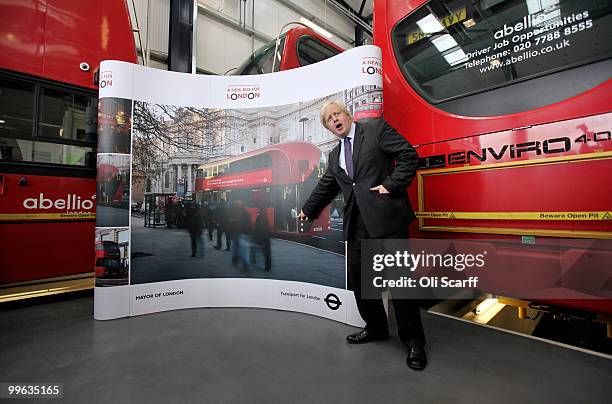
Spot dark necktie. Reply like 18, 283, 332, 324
344, 137, 353, 179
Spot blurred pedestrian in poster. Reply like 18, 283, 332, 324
185, 204, 205, 257
251, 208, 272, 271
214, 198, 231, 251
228, 200, 252, 270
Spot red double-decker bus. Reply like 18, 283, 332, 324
94, 241, 124, 279
353, 101, 383, 122
97, 163, 130, 209
0, 0, 137, 300
374, 0, 612, 322
195, 142, 330, 235
232, 26, 343, 75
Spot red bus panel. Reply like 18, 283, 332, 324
0, 0, 137, 90
0, 0, 137, 290
420, 157, 612, 233
374, 0, 612, 316
0, 173, 96, 283
199, 169, 273, 191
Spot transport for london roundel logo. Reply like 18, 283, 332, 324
325, 293, 342, 311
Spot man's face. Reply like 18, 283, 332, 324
324, 105, 352, 138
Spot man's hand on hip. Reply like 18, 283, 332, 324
369, 185, 390, 194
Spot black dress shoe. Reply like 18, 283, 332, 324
406, 345, 427, 370
346, 328, 389, 344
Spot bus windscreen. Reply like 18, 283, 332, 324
391, 0, 612, 103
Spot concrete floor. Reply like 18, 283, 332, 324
1, 293, 611, 403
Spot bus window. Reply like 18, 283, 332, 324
39, 87, 97, 142
96, 257, 122, 268
0, 138, 94, 166
391, 0, 612, 114
0, 78, 34, 137
0, 76, 96, 167
229, 153, 272, 173
297, 36, 341, 66
234, 35, 286, 75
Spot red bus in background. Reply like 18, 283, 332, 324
375, 0, 612, 321
0, 0, 137, 299
195, 142, 330, 236
94, 241, 124, 279
255, 27, 382, 123
94, 235, 128, 286
97, 163, 130, 209
353, 101, 383, 122
232, 26, 343, 75
97, 98, 133, 154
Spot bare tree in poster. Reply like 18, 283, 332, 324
132, 102, 241, 178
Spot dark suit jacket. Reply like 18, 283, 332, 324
302, 118, 419, 239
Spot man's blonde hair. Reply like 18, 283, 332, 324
319, 100, 353, 128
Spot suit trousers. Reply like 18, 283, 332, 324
346, 202, 426, 348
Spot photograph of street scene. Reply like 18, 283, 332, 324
97, 97, 132, 154
94, 227, 129, 287
130, 85, 382, 287
96, 153, 131, 227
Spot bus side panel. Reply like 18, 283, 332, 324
0, 173, 96, 284
0, 0, 137, 90
0, 0, 46, 77
44, 0, 137, 90
375, 0, 612, 316
407, 118, 612, 315
420, 159, 611, 232
414, 113, 612, 234
0, 221, 95, 284
0, 173, 96, 217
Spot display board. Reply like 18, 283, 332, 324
94, 46, 383, 323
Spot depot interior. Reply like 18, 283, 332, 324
0, 0, 610, 402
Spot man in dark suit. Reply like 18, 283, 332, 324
299, 100, 427, 370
